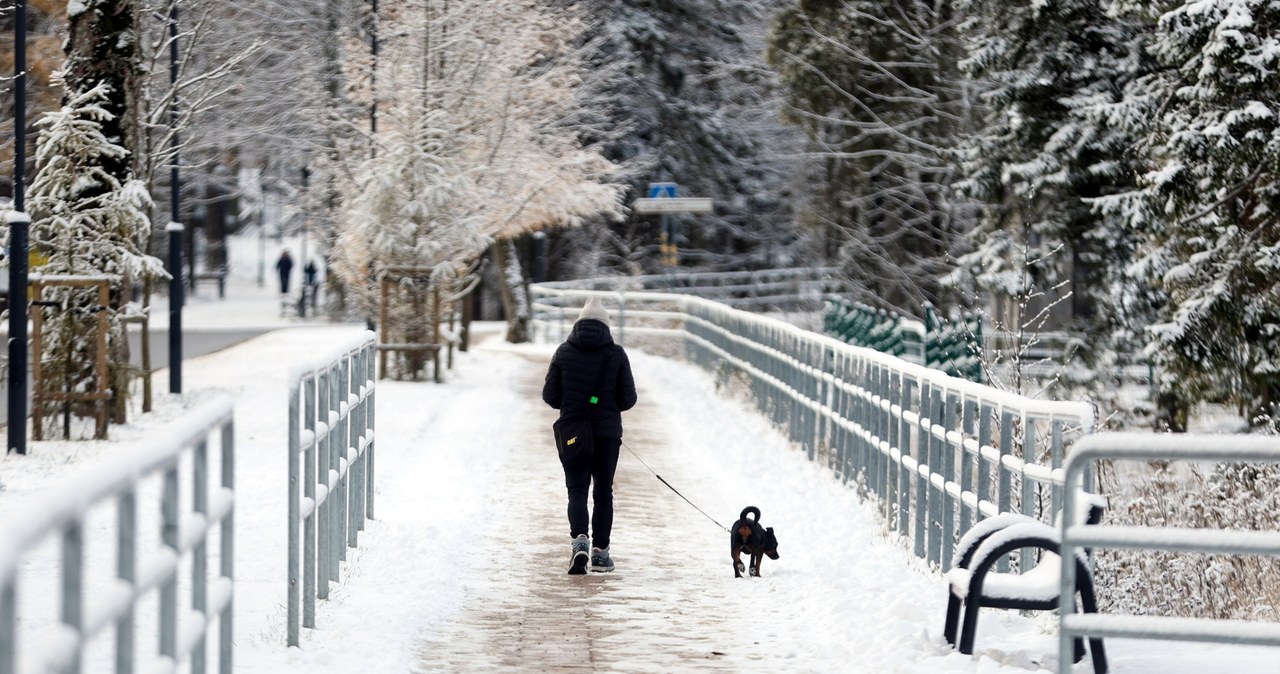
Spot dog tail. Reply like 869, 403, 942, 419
740, 506, 760, 522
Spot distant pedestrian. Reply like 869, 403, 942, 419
275, 250, 294, 294
542, 296, 637, 575
303, 260, 318, 289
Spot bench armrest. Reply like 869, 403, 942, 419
953, 513, 1039, 570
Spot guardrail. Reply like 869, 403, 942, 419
0, 397, 236, 674
286, 332, 377, 646
531, 287, 1095, 571
1059, 433, 1280, 672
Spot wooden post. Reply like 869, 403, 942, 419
95, 281, 109, 439
31, 280, 44, 441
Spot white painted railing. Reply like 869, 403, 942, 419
286, 332, 377, 646
531, 286, 1095, 571
1059, 433, 1280, 672
0, 397, 236, 674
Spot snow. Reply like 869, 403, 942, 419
3, 237, 1280, 673
948, 555, 1064, 604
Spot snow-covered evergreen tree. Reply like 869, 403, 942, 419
953, 0, 1154, 403
1109, 0, 1280, 423
24, 80, 164, 437
558, 0, 807, 276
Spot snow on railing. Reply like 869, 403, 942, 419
1059, 433, 1280, 672
0, 396, 236, 674
530, 285, 1095, 571
286, 332, 377, 647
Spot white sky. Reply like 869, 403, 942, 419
1, 235, 1278, 673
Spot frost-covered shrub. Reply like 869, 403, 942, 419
1097, 459, 1280, 620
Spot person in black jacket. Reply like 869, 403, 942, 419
275, 250, 294, 295
542, 296, 638, 574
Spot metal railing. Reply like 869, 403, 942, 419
535, 267, 845, 312
1059, 433, 1280, 673
531, 287, 1095, 570
0, 397, 236, 674
286, 332, 377, 646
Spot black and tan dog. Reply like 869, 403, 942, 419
731, 506, 780, 578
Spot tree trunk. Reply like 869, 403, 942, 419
492, 238, 529, 343
66, 0, 142, 426
65, 0, 140, 178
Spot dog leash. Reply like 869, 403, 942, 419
621, 439, 728, 532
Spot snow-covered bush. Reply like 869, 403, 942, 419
331, 0, 623, 347
1096, 457, 1280, 620
22, 80, 164, 437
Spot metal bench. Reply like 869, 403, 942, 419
190, 269, 227, 298
943, 500, 1108, 673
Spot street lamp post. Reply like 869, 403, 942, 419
167, 4, 183, 394
8, 0, 29, 454
167, 223, 183, 393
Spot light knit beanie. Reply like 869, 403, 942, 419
578, 296, 610, 326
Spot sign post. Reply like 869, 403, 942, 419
634, 183, 713, 266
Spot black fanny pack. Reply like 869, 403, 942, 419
553, 349, 612, 464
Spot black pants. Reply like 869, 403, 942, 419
562, 436, 621, 550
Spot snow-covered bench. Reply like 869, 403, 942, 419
943, 499, 1108, 673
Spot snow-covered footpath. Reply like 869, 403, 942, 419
3, 255, 1279, 671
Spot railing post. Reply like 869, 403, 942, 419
960, 397, 977, 536
941, 391, 958, 570
353, 349, 366, 531
332, 364, 348, 567
977, 403, 993, 521
997, 409, 1015, 571
927, 387, 943, 568
1021, 420, 1038, 572
899, 377, 914, 537
303, 375, 317, 626
366, 344, 377, 521
117, 489, 137, 674
160, 466, 179, 661
346, 355, 360, 549
914, 381, 929, 560
886, 368, 900, 527
617, 292, 626, 346
1051, 419, 1064, 516
317, 367, 331, 600
62, 522, 84, 673
220, 419, 234, 674
288, 380, 301, 646
1, 579, 15, 674
193, 440, 209, 674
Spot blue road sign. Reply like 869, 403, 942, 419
648, 182, 678, 199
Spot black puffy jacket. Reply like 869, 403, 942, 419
542, 319, 637, 438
